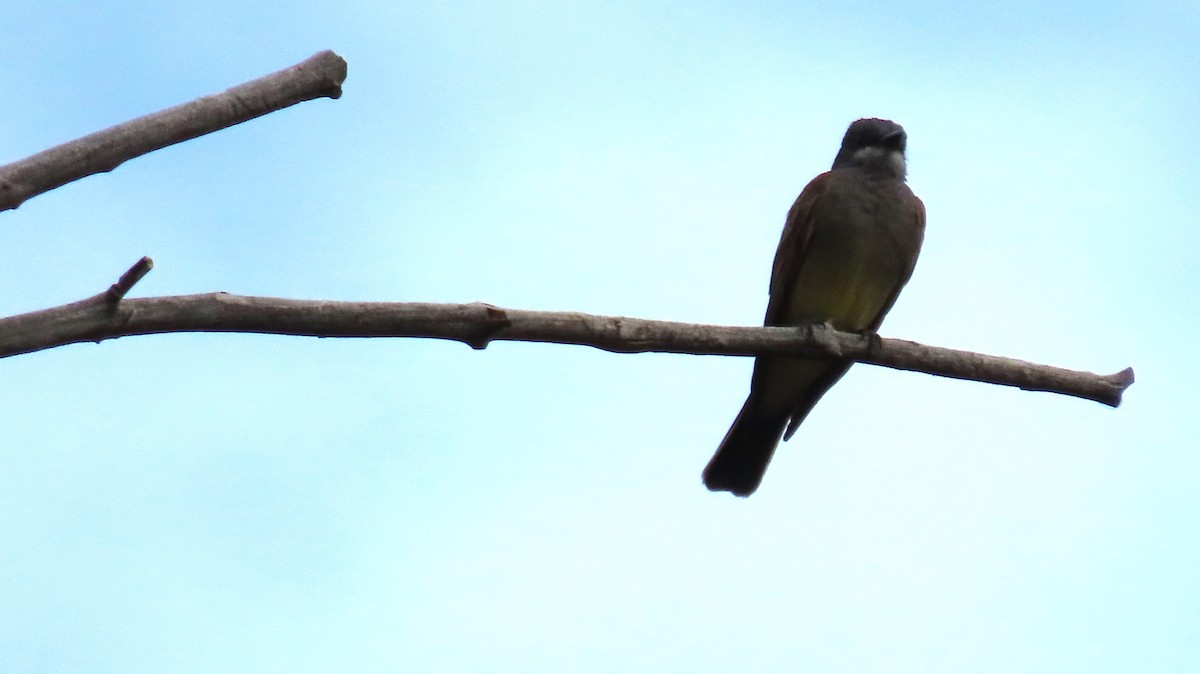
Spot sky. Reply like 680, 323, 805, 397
1, 2, 1197, 672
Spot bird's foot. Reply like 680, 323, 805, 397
807, 321, 844, 358
851, 329, 883, 355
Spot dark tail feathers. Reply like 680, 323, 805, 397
702, 399, 787, 497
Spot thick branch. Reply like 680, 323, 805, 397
0, 266, 1134, 407
0, 50, 347, 213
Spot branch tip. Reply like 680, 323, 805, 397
303, 50, 348, 99
106, 256, 154, 302
1104, 367, 1135, 408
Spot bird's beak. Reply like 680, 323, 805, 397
881, 129, 906, 150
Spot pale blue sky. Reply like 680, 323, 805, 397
1, 2, 1197, 672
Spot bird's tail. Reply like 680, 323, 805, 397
702, 398, 788, 497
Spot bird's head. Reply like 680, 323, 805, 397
831, 118, 908, 180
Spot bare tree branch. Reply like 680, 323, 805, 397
0, 258, 1134, 408
0, 50, 347, 213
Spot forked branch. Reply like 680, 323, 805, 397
0, 258, 1134, 408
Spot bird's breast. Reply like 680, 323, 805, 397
782, 192, 913, 331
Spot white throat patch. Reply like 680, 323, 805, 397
850, 147, 907, 179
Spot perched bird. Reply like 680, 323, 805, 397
703, 118, 926, 497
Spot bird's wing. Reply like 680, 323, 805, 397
865, 188, 926, 332
763, 170, 835, 327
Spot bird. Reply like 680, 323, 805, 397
702, 118, 926, 497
